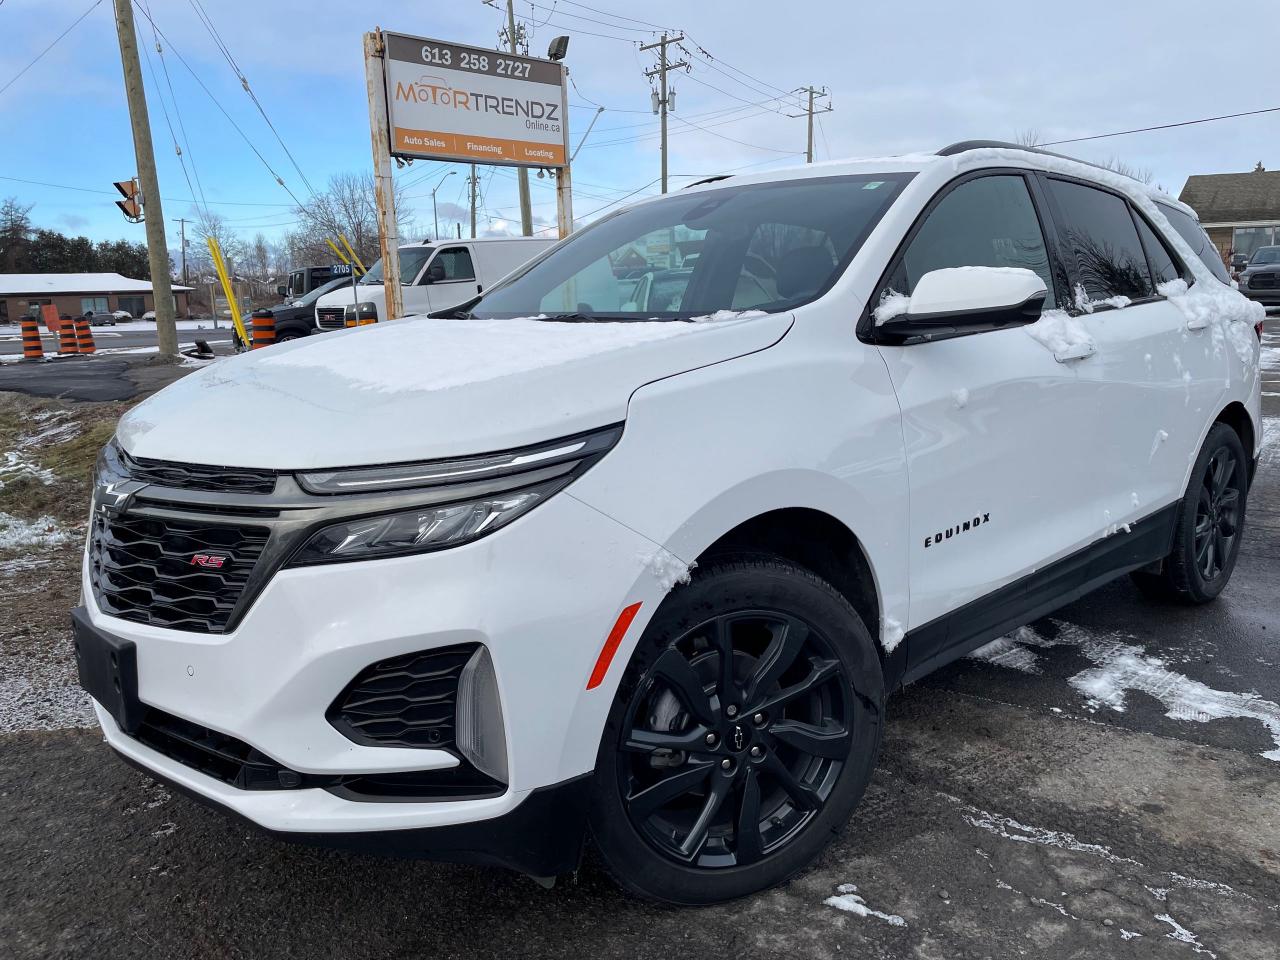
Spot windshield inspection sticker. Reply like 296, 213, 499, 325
862, 181, 885, 189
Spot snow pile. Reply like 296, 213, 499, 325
951, 387, 969, 409
257, 316, 756, 394
872, 289, 911, 323
1158, 278, 1263, 365
882, 616, 905, 652
1073, 284, 1130, 314
1023, 309, 1096, 360
824, 884, 907, 926
967, 620, 1280, 761
689, 309, 767, 323
642, 547, 695, 593
0, 513, 75, 550
0, 414, 79, 491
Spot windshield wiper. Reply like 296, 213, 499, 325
537, 313, 603, 323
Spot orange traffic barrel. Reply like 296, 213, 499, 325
20, 316, 44, 360
250, 309, 275, 349
74, 317, 96, 354
57, 315, 79, 355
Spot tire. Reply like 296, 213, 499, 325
274, 326, 307, 344
587, 555, 884, 905
1131, 422, 1249, 604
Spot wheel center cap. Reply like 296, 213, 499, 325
731, 724, 746, 752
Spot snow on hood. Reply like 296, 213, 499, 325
118, 313, 792, 469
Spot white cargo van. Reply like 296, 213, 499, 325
314, 237, 555, 329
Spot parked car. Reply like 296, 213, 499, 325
140, 310, 156, 321
86, 312, 116, 327
313, 236, 556, 329
263, 275, 354, 343
1237, 245, 1280, 306
77, 141, 1263, 906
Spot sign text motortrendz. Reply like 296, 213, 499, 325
382, 33, 568, 168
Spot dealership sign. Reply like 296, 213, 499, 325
383, 33, 568, 168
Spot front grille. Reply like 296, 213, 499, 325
328, 644, 477, 749
1249, 273, 1277, 289
316, 306, 346, 330
120, 448, 276, 494
131, 705, 503, 799
89, 513, 269, 633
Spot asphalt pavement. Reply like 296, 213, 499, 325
0, 318, 1277, 959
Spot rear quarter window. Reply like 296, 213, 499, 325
1157, 204, 1232, 284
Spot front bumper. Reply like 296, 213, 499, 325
81, 490, 668, 869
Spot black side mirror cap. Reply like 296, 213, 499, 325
876, 291, 1047, 343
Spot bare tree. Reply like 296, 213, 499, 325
251, 232, 271, 280
1099, 156, 1154, 185
194, 209, 245, 270
1014, 128, 1041, 148
288, 172, 413, 270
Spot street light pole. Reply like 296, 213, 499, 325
430, 170, 457, 240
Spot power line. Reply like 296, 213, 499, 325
142, 0, 211, 217
128, 2, 308, 209
670, 113, 800, 154
0, 174, 296, 207
0, 0, 102, 97
555, 0, 672, 31
1040, 105, 1280, 147
186, 0, 320, 199
526, 1, 655, 34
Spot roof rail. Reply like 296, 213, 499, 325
682, 174, 734, 189
936, 139, 1145, 184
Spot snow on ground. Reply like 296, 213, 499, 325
968, 621, 1280, 761
642, 547, 694, 593
0, 411, 79, 491
0, 641, 96, 733
0, 512, 76, 549
823, 884, 907, 926
1155, 914, 1217, 958
1261, 417, 1280, 469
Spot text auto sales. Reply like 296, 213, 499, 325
395, 82, 561, 133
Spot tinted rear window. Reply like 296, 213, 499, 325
1045, 179, 1153, 301
1157, 204, 1232, 284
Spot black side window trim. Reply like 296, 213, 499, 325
1035, 172, 1190, 313
857, 168, 1068, 343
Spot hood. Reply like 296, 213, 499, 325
118, 313, 793, 469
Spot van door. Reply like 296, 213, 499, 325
423, 244, 481, 312
869, 171, 1098, 661
1038, 175, 1223, 523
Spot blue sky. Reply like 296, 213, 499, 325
1, 0, 1276, 253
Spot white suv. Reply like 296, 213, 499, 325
76, 142, 1264, 905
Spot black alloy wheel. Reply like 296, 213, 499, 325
588, 556, 883, 905
618, 610, 850, 869
1193, 444, 1243, 582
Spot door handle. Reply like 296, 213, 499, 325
1054, 341, 1096, 363
477, 283, 483, 294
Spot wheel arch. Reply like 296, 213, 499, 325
1214, 401, 1256, 482
692, 507, 884, 660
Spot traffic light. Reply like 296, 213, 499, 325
113, 179, 143, 222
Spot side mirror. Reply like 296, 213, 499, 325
875, 267, 1047, 341
276, 285, 287, 297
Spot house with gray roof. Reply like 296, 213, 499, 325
1179, 164, 1280, 264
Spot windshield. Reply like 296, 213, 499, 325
1251, 246, 1280, 265
470, 173, 912, 320
360, 246, 435, 285
297, 275, 352, 305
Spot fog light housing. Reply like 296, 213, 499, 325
456, 646, 508, 784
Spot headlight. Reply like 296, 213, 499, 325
343, 301, 379, 325
287, 425, 622, 565
296, 425, 620, 494
289, 480, 558, 565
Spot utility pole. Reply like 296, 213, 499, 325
468, 164, 479, 239
172, 217, 188, 283
641, 33, 687, 194
788, 86, 832, 164
503, 0, 534, 236
112, 0, 177, 356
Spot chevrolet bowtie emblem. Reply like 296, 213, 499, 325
96, 478, 146, 517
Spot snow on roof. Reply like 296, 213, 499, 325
0, 273, 193, 295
